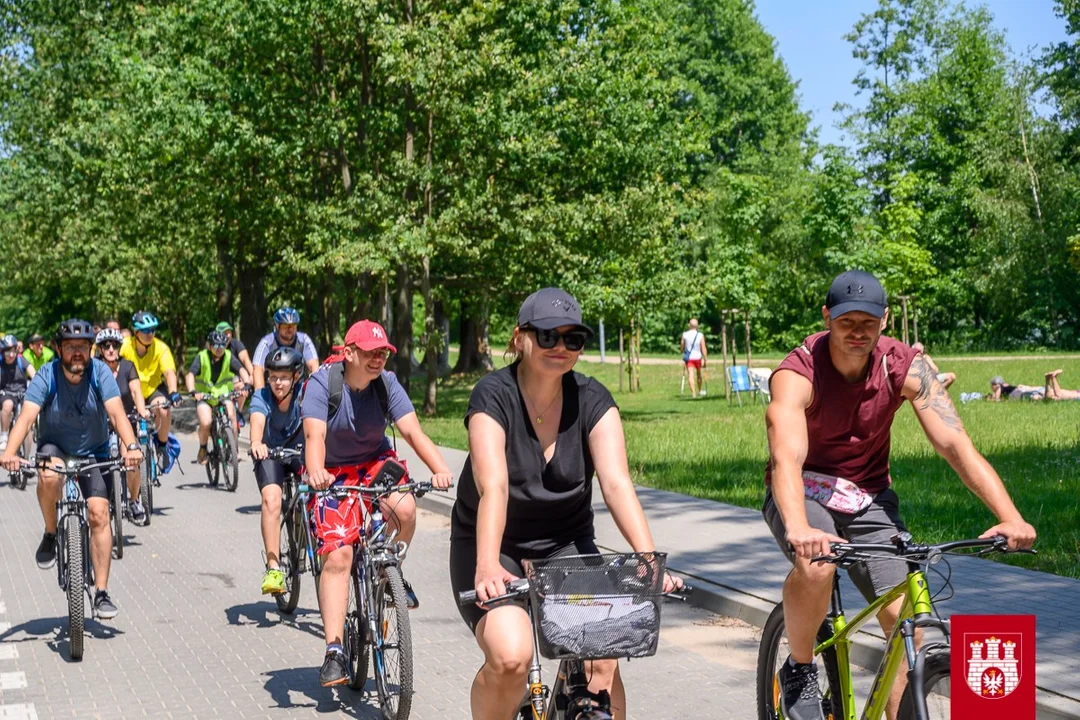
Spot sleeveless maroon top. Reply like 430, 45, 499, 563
765, 331, 919, 493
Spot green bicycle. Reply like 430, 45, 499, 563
756, 532, 1029, 720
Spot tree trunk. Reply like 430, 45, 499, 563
215, 234, 234, 324
436, 301, 451, 374
421, 255, 438, 415
453, 302, 495, 373
393, 263, 413, 391
237, 257, 267, 353
325, 268, 341, 349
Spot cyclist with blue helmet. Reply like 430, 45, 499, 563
251, 307, 319, 391
0, 333, 35, 450
121, 311, 181, 463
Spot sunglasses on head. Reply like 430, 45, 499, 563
525, 326, 588, 352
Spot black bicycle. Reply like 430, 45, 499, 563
6, 397, 36, 491
257, 446, 307, 615
191, 390, 241, 491
299, 475, 449, 720
458, 552, 689, 720
16, 456, 130, 660
129, 399, 169, 523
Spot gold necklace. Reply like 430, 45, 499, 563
525, 388, 561, 424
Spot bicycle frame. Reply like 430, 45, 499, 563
812, 569, 943, 720
56, 473, 92, 595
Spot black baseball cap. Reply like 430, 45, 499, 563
826, 270, 887, 319
517, 288, 594, 335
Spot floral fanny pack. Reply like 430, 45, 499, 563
803, 471, 874, 514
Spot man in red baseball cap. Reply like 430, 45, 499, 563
300, 319, 454, 687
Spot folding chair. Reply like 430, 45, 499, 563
748, 368, 773, 405
727, 365, 756, 406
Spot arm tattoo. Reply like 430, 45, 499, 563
907, 355, 963, 431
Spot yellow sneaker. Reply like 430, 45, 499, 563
261, 568, 285, 595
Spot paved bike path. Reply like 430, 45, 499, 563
395, 442, 1080, 719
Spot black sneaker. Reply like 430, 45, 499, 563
402, 579, 419, 610
778, 657, 826, 720
93, 590, 119, 620
319, 648, 349, 687
568, 687, 612, 720
35, 532, 57, 569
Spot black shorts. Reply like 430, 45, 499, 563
255, 456, 303, 491
36, 442, 113, 500
147, 384, 170, 406
762, 487, 909, 602
450, 535, 600, 634
0, 390, 25, 406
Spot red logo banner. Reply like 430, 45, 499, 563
951, 615, 1036, 719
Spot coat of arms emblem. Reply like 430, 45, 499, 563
963, 634, 1022, 699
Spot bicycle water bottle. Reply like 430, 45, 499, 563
371, 509, 384, 536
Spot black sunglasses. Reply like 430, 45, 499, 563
525, 326, 589, 352
100, 342, 121, 350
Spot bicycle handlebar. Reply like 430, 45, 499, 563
297, 481, 452, 499
252, 446, 303, 462
457, 580, 693, 606
810, 534, 1031, 565
19, 456, 132, 477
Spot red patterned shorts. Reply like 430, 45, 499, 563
306, 450, 409, 555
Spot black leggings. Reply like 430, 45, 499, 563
254, 456, 303, 491
449, 534, 600, 634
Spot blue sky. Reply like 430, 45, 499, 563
753, 0, 1070, 146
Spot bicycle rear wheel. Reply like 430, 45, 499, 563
110, 470, 124, 560
346, 570, 370, 690
64, 514, 85, 661
373, 565, 413, 719
222, 418, 239, 492
756, 601, 843, 720
274, 509, 301, 615
898, 651, 951, 720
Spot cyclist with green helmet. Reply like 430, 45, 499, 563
251, 307, 319, 390
0, 333, 35, 450
22, 333, 55, 372
249, 346, 304, 595
184, 330, 251, 464
121, 311, 181, 464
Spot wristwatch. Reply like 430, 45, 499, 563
126, 442, 141, 451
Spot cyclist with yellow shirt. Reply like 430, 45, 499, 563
120, 311, 182, 466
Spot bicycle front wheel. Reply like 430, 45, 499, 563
373, 565, 413, 719
205, 425, 220, 487
756, 601, 843, 720
110, 471, 124, 560
64, 514, 85, 661
222, 419, 239, 492
346, 570, 370, 690
274, 511, 301, 615
898, 651, 951, 720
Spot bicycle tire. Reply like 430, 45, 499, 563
756, 601, 843, 720
11, 468, 27, 491
897, 650, 951, 720
141, 441, 155, 522
347, 571, 370, 691
205, 423, 220, 487
110, 470, 124, 560
274, 510, 301, 615
223, 418, 239, 492
64, 514, 85, 661
373, 565, 414, 719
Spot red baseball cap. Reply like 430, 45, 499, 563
344, 320, 397, 353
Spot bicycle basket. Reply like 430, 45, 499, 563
524, 552, 667, 661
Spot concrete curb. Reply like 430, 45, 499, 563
414, 491, 1079, 720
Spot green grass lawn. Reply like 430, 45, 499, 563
410, 354, 1080, 578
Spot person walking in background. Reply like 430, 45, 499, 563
680, 318, 707, 398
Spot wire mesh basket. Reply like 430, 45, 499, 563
523, 551, 667, 660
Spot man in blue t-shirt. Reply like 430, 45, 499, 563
0, 320, 143, 621
249, 347, 304, 596
300, 319, 453, 688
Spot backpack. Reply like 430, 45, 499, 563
304, 361, 396, 450
43, 358, 102, 406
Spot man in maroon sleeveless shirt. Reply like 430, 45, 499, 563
763, 270, 1036, 720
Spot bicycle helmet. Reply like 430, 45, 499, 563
206, 330, 228, 347
0, 334, 16, 350
273, 307, 300, 325
95, 328, 124, 345
27, 333, 45, 344
55, 319, 96, 342
131, 310, 160, 332
265, 346, 303, 373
